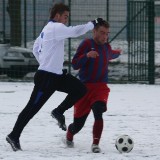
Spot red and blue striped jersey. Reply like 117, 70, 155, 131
72, 38, 120, 83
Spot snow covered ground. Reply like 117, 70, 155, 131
0, 82, 160, 160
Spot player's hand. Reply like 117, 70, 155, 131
113, 49, 122, 54
92, 18, 104, 27
87, 51, 99, 58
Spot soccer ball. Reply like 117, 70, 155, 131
115, 135, 134, 153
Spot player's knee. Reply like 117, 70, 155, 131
68, 114, 88, 135
92, 101, 106, 120
92, 101, 106, 113
68, 123, 83, 135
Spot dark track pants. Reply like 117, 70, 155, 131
10, 70, 87, 140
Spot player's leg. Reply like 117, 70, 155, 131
8, 86, 54, 140
51, 73, 87, 130
55, 73, 87, 113
6, 71, 56, 151
91, 101, 106, 153
66, 114, 89, 147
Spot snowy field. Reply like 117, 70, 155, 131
0, 82, 160, 160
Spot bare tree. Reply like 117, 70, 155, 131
7, 0, 21, 46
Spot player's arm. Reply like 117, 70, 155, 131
72, 40, 90, 70
54, 18, 104, 40
54, 22, 94, 40
107, 44, 122, 60
33, 36, 40, 63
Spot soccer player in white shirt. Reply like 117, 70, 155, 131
6, 3, 103, 151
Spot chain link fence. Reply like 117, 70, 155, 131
0, 0, 159, 84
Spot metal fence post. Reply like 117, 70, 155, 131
106, 0, 109, 21
24, 0, 27, 47
33, 0, 36, 40
148, 0, 155, 84
68, 0, 71, 74
2, 0, 6, 41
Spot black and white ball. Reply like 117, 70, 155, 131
115, 135, 134, 153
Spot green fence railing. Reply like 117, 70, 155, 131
0, 0, 158, 84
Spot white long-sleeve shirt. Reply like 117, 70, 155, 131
33, 21, 94, 74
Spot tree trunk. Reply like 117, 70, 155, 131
7, 0, 21, 46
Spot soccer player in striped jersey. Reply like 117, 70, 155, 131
66, 20, 121, 153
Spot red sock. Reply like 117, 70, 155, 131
93, 119, 103, 145
66, 129, 73, 141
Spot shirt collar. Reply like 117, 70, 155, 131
49, 19, 57, 23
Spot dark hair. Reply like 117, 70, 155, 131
94, 20, 110, 30
50, 3, 70, 19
